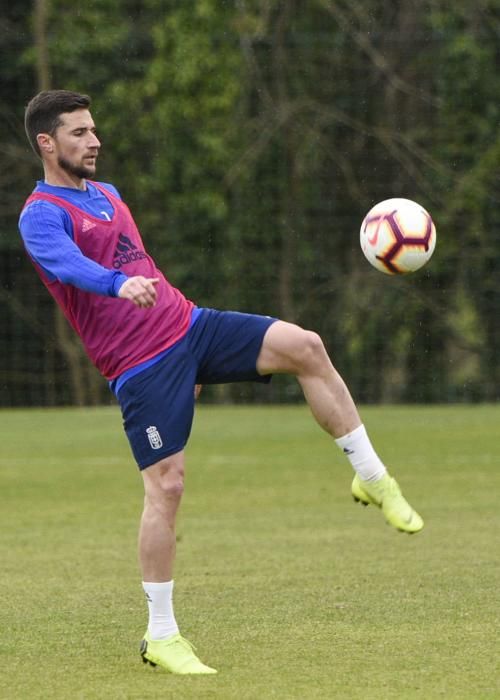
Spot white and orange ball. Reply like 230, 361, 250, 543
360, 198, 436, 274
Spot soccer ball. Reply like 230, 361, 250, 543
360, 198, 436, 274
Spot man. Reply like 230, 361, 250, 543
19, 90, 424, 675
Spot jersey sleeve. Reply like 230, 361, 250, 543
19, 200, 128, 297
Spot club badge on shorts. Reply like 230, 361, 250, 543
146, 425, 163, 450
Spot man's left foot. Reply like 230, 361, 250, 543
140, 632, 217, 674
352, 473, 424, 534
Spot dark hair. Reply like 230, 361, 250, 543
24, 90, 91, 157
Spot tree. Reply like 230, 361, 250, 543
2, 0, 500, 405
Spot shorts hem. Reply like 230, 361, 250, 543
137, 444, 186, 470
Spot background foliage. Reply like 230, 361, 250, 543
1, 0, 499, 406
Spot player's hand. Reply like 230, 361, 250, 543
194, 384, 203, 399
118, 276, 159, 308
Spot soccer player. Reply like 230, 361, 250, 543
19, 90, 424, 675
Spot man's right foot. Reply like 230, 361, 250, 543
140, 632, 217, 674
351, 473, 424, 534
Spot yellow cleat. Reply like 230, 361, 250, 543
140, 632, 217, 674
352, 473, 424, 534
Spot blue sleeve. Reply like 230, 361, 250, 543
19, 200, 128, 297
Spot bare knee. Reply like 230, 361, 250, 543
143, 454, 185, 509
294, 329, 328, 374
258, 321, 331, 375
158, 467, 185, 501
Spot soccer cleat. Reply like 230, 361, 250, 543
140, 632, 217, 674
351, 473, 424, 534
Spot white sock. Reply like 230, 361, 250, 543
335, 424, 387, 482
142, 580, 179, 641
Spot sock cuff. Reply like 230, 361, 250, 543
142, 580, 174, 592
335, 423, 366, 447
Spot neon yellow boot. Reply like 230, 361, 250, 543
140, 632, 217, 674
352, 473, 424, 534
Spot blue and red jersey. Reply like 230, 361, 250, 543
19, 181, 194, 381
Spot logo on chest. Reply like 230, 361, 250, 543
82, 218, 97, 232
113, 233, 148, 269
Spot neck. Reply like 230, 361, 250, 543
43, 164, 87, 190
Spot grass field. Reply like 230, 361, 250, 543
1, 404, 499, 699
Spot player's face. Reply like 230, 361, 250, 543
52, 109, 101, 180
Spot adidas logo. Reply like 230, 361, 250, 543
82, 218, 96, 232
113, 233, 147, 269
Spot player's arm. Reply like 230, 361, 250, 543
19, 201, 157, 306
117, 276, 159, 308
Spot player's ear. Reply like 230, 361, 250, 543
37, 133, 54, 154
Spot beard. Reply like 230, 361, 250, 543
57, 154, 96, 180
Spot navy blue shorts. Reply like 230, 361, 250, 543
116, 308, 277, 469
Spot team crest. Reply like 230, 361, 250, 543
146, 425, 163, 450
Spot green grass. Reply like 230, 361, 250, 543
1, 404, 499, 699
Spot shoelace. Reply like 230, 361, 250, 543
385, 478, 401, 497
170, 635, 198, 653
